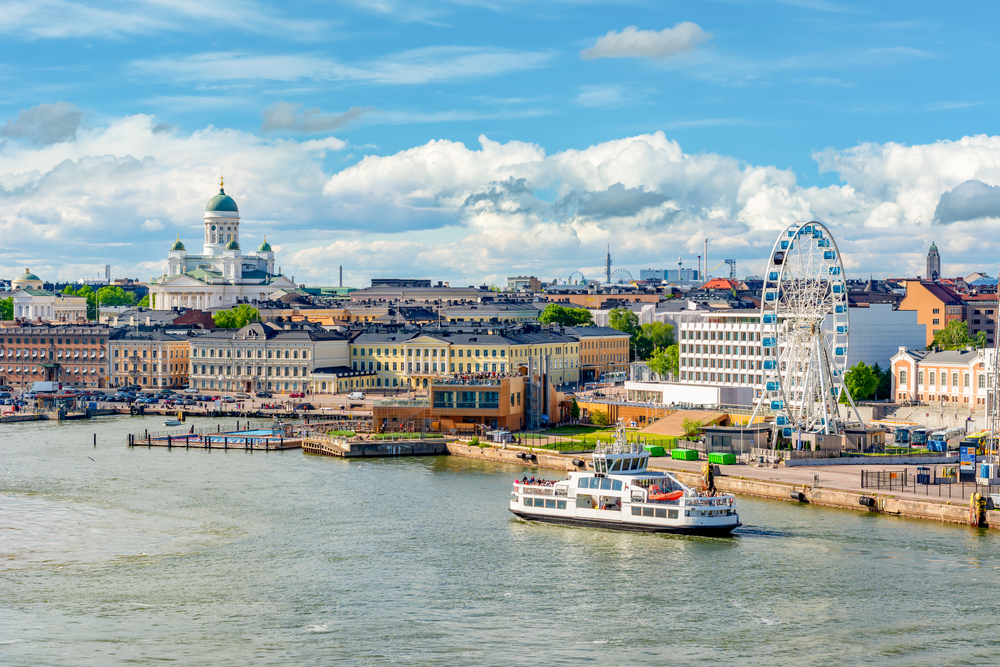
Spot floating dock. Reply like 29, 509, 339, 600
127, 421, 302, 450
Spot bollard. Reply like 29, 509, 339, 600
93, 433, 97, 447
167, 435, 172, 448
224, 437, 228, 450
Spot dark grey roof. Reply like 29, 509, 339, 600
312, 366, 375, 377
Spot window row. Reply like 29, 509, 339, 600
632, 506, 679, 519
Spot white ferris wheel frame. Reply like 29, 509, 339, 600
752, 220, 863, 438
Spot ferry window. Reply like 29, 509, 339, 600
545, 499, 556, 508
632, 507, 641, 516
600, 478, 612, 490
655, 508, 667, 518
642, 508, 654, 517
578, 478, 588, 488
612, 480, 622, 491
557, 500, 567, 509
609, 459, 621, 472
668, 509, 679, 519
591, 478, 603, 489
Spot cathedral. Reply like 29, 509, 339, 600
147, 180, 296, 311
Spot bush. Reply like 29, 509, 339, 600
328, 430, 356, 437
469, 436, 481, 447
590, 410, 610, 426
681, 418, 703, 439
370, 433, 445, 440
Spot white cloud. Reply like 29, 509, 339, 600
7, 111, 1000, 285
581, 23, 712, 60
261, 102, 374, 134
134, 46, 555, 86
0, 0, 327, 40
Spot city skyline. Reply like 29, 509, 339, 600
2, 1, 1000, 286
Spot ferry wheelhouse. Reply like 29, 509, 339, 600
509, 426, 740, 536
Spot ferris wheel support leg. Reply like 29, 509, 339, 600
843, 384, 864, 428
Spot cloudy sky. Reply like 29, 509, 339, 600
2, 0, 999, 287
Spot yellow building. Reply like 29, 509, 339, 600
347, 325, 584, 391
109, 329, 193, 389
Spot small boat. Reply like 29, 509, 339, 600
509, 423, 740, 536
163, 419, 184, 426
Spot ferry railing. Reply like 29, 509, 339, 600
516, 484, 556, 496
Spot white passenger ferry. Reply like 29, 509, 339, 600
509, 425, 740, 536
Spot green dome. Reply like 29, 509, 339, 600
225, 239, 240, 250
170, 236, 186, 251
206, 187, 239, 213
16, 268, 40, 281
258, 237, 272, 252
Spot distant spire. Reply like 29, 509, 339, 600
220, 175, 225, 193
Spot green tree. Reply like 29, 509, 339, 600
0, 297, 12, 320
538, 303, 593, 326
62, 285, 76, 295
488, 284, 501, 292
681, 418, 703, 439
137, 295, 150, 307
96, 285, 136, 306
640, 322, 675, 350
608, 307, 639, 335
213, 304, 260, 329
872, 362, 892, 401
570, 397, 580, 420
842, 360, 879, 404
590, 409, 610, 426
647, 344, 680, 378
930, 319, 986, 350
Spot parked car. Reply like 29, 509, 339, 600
347, 391, 365, 400
295, 403, 315, 411
255, 391, 272, 398
289, 392, 305, 398
221, 396, 236, 403
183, 387, 199, 394
235, 392, 251, 399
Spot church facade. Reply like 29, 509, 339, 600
147, 182, 296, 311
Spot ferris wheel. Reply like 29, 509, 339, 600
609, 269, 633, 284
750, 221, 862, 439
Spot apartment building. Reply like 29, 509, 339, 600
899, 281, 964, 346
563, 326, 631, 383
0, 322, 110, 390
109, 328, 197, 388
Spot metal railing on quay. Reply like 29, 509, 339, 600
139, 420, 285, 440
861, 467, 1000, 502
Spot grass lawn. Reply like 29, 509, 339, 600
372, 433, 445, 440
519, 428, 689, 451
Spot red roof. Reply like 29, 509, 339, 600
702, 278, 740, 290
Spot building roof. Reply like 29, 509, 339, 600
206, 186, 238, 212
225, 239, 240, 250
258, 237, 272, 252
13, 268, 41, 282
563, 326, 630, 338
899, 347, 983, 365
171, 236, 186, 251
312, 366, 375, 377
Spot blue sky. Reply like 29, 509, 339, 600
2, 0, 999, 286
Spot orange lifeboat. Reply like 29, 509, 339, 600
648, 490, 684, 502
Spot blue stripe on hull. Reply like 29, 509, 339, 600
510, 510, 740, 537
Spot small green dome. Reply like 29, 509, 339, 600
225, 239, 240, 250
258, 236, 272, 252
206, 186, 238, 213
170, 236, 186, 251
16, 268, 40, 281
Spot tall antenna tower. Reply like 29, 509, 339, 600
605, 245, 612, 284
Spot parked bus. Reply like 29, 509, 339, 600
961, 431, 991, 455
927, 427, 964, 452
909, 427, 929, 448
893, 425, 915, 445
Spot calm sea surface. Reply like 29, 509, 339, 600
3, 416, 1000, 666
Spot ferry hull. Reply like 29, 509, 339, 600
510, 510, 740, 537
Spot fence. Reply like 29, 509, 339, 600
860, 467, 1000, 502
